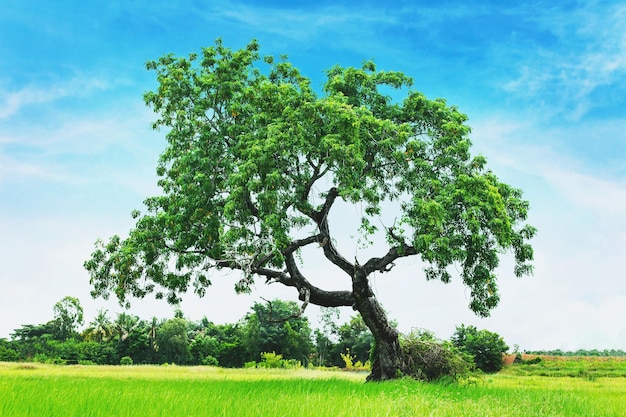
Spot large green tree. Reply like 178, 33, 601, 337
85, 39, 535, 381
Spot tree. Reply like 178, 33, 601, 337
52, 296, 84, 340
85, 39, 535, 381
112, 313, 139, 344
156, 317, 191, 364
334, 315, 374, 366
243, 300, 313, 363
313, 307, 340, 366
0, 338, 19, 362
83, 309, 113, 343
451, 325, 509, 373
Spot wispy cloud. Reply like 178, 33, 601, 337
0, 77, 109, 119
501, 2, 626, 120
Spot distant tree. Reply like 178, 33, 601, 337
0, 339, 19, 362
157, 318, 191, 364
52, 296, 84, 340
243, 300, 313, 364
313, 307, 340, 366
83, 309, 113, 343
10, 322, 58, 359
147, 316, 161, 353
85, 39, 535, 380
209, 322, 246, 368
189, 333, 220, 365
112, 313, 139, 343
451, 325, 508, 373
116, 319, 154, 364
333, 315, 374, 366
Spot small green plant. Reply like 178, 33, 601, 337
340, 349, 355, 370
120, 356, 133, 366
260, 352, 284, 368
244, 361, 257, 368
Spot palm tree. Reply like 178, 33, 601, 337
113, 313, 139, 343
83, 309, 113, 343
147, 316, 161, 352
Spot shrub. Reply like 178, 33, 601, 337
259, 351, 284, 368
451, 325, 509, 373
340, 349, 371, 371
120, 356, 133, 366
202, 355, 219, 366
340, 349, 354, 369
0, 345, 19, 362
400, 330, 473, 382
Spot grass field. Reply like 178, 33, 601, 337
503, 354, 626, 378
1, 361, 625, 416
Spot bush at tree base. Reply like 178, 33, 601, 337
400, 330, 473, 382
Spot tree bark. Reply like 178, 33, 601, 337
352, 267, 404, 381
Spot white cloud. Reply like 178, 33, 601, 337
0, 77, 109, 119
501, 2, 626, 120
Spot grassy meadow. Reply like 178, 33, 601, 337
1, 361, 626, 417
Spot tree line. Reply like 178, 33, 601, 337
0, 296, 375, 368
523, 349, 626, 357
1, 296, 522, 379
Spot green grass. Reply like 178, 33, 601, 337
503, 355, 626, 378
1, 362, 625, 416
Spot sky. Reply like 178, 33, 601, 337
1, 0, 626, 351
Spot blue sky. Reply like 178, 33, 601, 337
2, 1, 626, 350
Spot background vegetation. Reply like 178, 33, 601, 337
2, 295, 624, 382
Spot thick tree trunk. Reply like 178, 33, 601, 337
352, 268, 405, 381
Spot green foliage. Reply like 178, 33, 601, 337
0, 340, 18, 362
82, 309, 113, 343
243, 300, 313, 363
259, 351, 284, 368
525, 348, 626, 357
400, 330, 473, 382
451, 325, 508, 373
85, 38, 535, 321
334, 315, 374, 366
202, 355, 219, 366
53, 296, 84, 340
120, 356, 133, 365
156, 318, 191, 365
339, 348, 371, 371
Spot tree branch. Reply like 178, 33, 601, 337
362, 228, 418, 275
304, 187, 356, 276
279, 237, 354, 308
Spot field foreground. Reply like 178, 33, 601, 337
1, 362, 625, 416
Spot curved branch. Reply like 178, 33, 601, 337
362, 228, 418, 275
307, 187, 355, 276
281, 239, 354, 308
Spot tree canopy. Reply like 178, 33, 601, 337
85, 39, 535, 380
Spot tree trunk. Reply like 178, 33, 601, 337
352, 268, 404, 381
